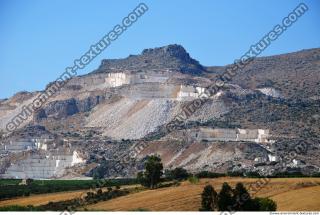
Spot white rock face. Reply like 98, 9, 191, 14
190, 128, 271, 143
65, 71, 171, 91
0, 150, 85, 179
0, 139, 49, 152
105, 73, 129, 87
257, 87, 281, 98
71, 151, 85, 166
86, 98, 182, 139
268, 154, 277, 162
86, 90, 229, 140
177, 85, 206, 100
0, 138, 86, 179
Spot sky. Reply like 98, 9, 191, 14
0, 0, 319, 99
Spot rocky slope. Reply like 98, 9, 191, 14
207, 48, 320, 99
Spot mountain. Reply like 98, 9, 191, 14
0, 45, 319, 179
207, 48, 320, 99
94, 44, 206, 75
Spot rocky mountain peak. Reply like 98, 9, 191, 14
94, 44, 206, 75
141, 44, 189, 59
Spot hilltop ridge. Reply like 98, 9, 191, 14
93, 44, 206, 75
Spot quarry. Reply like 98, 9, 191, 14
0, 45, 319, 179
66, 71, 171, 91
68, 71, 206, 101
189, 128, 272, 143
0, 138, 51, 152
0, 138, 85, 179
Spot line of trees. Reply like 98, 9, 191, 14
200, 182, 277, 211
135, 155, 278, 211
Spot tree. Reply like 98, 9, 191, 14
137, 155, 163, 189
253, 197, 277, 211
188, 175, 199, 184
165, 167, 189, 181
85, 192, 95, 201
198, 182, 277, 212
200, 185, 218, 211
26, 178, 34, 186
97, 189, 103, 196
233, 182, 257, 211
92, 160, 108, 179
137, 171, 147, 187
218, 182, 234, 211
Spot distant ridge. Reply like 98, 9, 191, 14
93, 44, 206, 75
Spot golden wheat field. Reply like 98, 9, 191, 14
85, 177, 320, 211
0, 189, 87, 207
0, 184, 137, 207
0, 177, 319, 211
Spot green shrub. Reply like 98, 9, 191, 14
165, 167, 190, 181
188, 175, 199, 184
196, 171, 226, 178
253, 197, 277, 211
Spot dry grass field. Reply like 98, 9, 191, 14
1, 177, 319, 211
85, 177, 320, 211
0, 189, 87, 207
0, 184, 138, 207
271, 185, 320, 211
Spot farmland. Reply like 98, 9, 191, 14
0, 177, 319, 211
85, 177, 320, 211
0, 178, 137, 200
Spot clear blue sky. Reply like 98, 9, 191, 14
0, 0, 319, 99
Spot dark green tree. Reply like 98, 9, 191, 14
233, 182, 257, 211
26, 178, 34, 186
165, 167, 189, 181
254, 197, 277, 211
137, 155, 163, 189
92, 160, 108, 179
218, 182, 234, 211
200, 185, 218, 211
97, 188, 103, 196
137, 171, 147, 187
